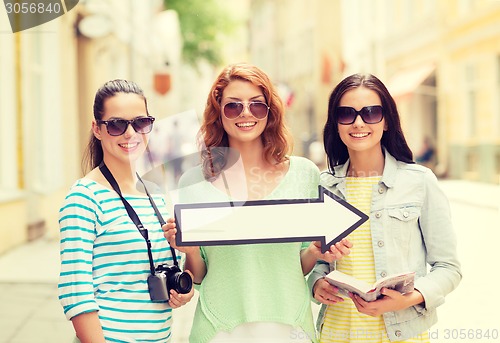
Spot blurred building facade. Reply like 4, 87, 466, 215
439, 0, 500, 183
1, 0, 499, 256
368, 0, 500, 183
249, 0, 345, 168
248, 0, 500, 183
0, 7, 80, 254
0, 0, 182, 254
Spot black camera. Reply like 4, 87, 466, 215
147, 264, 193, 302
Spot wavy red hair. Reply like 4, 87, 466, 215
199, 63, 292, 180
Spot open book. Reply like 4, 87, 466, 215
324, 270, 415, 302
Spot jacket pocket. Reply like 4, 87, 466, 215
387, 207, 421, 246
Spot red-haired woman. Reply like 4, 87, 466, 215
164, 63, 351, 342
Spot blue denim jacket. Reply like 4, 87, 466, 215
308, 150, 462, 342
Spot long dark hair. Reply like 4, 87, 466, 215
82, 79, 149, 173
199, 63, 291, 181
323, 73, 414, 172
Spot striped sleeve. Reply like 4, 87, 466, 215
58, 182, 100, 320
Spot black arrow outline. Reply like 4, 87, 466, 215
174, 185, 368, 253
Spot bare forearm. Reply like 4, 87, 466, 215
300, 245, 318, 275
71, 311, 106, 343
184, 250, 207, 284
405, 289, 425, 308
302, 239, 353, 275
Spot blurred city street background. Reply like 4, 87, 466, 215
1, 0, 500, 342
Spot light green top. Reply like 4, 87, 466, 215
177, 156, 320, 343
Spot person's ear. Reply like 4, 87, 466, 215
92, 120, 102, 140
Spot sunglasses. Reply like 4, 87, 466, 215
336, 106, 384, 125
97, 116, 155, 136
222, 101, 270, 120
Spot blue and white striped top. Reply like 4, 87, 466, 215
58, 178, 181, 342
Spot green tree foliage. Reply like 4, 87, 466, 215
165, 0, 234, 66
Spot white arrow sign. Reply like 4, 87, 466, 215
174, 186, 368, 253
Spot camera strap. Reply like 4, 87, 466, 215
98, 162, 179, 275
136, 172, 180, 267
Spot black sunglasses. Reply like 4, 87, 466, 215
97, 116, 155, 136
222, 101, 269, 120
336, 106, 384, 125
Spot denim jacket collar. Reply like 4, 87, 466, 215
321, 148, 399, 191
380, 149, 398, 188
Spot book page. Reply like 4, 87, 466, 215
324, 270, 374, 294
374, 272, 415, 294
324, 270, 415, 302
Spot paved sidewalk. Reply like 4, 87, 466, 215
438, 179, 500, 211
0, 238, 74, 343
0, 237, 196, 342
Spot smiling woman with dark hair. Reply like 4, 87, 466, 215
58, 79, 194, 343
309, 73, 461, 343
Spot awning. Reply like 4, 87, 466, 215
386, 63, 435, 98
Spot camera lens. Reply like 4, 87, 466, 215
176, 272, 193, 294
166, 270, 192, 294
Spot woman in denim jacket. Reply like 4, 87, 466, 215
308, 73, 461, 342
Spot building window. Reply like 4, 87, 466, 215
464, 63, 476, 139
458, 0, 475, 15
403, 0, 415, 24
496, 152, 500, 182
0, 21, 21, 199
466, 151, 478, 174
25, 23, 64, 194
496, 55, 500, 137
